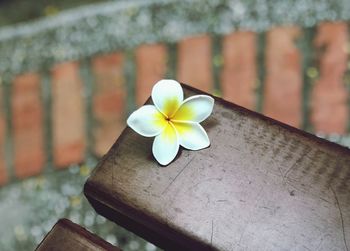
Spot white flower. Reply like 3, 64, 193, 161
127, 79, 214, 165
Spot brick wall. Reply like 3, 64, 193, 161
311, 22, 349, 134
263, 27, 303, 128
0, 86, 7, 184
0, 22, 349, 185
52, 62, 86, 168
221, 31, 257, 110
12, 73, 45, 178
92, 53, 126, 156
135, 44, 167, 106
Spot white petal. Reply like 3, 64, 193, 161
173, 122, 210, 150
152, 123, 179, 165
151, 79, 183, 118
127, 105, 167, 137
172, 95, 214, 123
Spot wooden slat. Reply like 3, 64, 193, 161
85, 84, 350, 251
177, 35, 213, 92
311, 22, 349, 134
12, 73, 45, 178
36, 218, 121, 251
220, 31, 257, 110
263, 27, 302, 128
52, 62, 85, 167
135, 44, 167, 105
92, 53, 125, 156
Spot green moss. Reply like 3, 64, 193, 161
0, 0, 349, 77
0, 0, 107, 26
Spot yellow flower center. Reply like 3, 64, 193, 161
155, 97, 199, 142
162, 98, 180, 119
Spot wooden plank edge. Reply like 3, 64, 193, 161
84, 181, 217, 251
35, 218, 121, 251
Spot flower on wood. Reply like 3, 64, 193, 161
127, 79, 214, 165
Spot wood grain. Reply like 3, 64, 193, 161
85, 84, 350, 251
36, 218, 121, 251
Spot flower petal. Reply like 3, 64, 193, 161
127, 105, 167, 137
172, 95, 214, 123
152, 123, 179, 165
173, 121, 210, 150
152, 79, 183, 118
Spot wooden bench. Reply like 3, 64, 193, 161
84, 84, 350, 250
36, 219, 121, 251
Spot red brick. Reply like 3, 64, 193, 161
177, 35, 213, 92
12, 73, 45, 178
220, 31, 257, 110
135, 44, 167, 105
263, 27, 302, 128
311, 22, 348, 134
0, 86, 7, 185
92, 53, 125, 156
52, 62, 85, 167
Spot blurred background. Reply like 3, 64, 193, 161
0, 0, 350, 250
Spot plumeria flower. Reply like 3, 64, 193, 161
127, 79, 214, 165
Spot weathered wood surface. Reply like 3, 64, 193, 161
35, 218, 121, 251
84, 84, 350, 251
